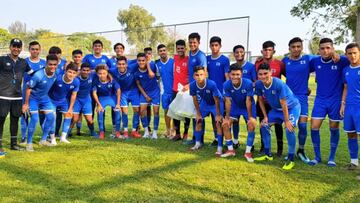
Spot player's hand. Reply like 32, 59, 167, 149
182, 84, 189, 92
22, 104, 29, 114
148, 71, 155, 79
145, 96, 152, 103
340, 104, 345, 117
332, 52, 340, 63
285, 120, 294, 132
222, 117, 230, 128
247, 117, 257, 129
96, 105, 104, 113
195, 113, 202, 123
215, 114, 223, 124
261, 116, 268, 126
65, 109, 73, 118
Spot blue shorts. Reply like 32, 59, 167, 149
344, 105, 360, 134
312, 97, 342, 121
268, 103, 301, 127
29, 96, 54, 113
121, 89, 140, 107
295, 94, 308, 117
161, 92, 173, 110
73, 96, 92, 115
140, 89, 160, 106
51, 98, 69, 113
230, 104, 257, 122
200, 101, 224, 118
99, 96, 117, 108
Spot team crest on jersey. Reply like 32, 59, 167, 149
139, 75, 143, 78
231, 90, 235, 93
300, 60, 306, 64
91, 60, 95, 63
192, 59, 196, 63
126, 73, 130, 77
206, 90, 211, 94
97, 85, 101, 88
241, 89, 246, 94
176, 66, 181, 73
331, 65, 337, 70
88, 80, 92, 84
358, 70, 360, 75
287, 62, 291, 65
42, 80, 47, 84
216, 62, 221, 66
102, 59, 106, 63
70, 85, 74, 89
6, 62, 11, 66
317, 65, 321, 69
108, 84, 112, 88
272, 90, 276, 94
243, 70, 248, 74
58, 84, 62, 87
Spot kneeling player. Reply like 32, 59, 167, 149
221, 63, 256, 161
190, 66, 223, 156
254, 63, 301, 170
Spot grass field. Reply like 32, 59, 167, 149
1, 76, 360, 203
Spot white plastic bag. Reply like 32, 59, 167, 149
167, 84, 196, 119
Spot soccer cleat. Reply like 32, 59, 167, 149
76, 129, 81, 136
143, 131, 150, 138
276, 149, 283, 158
190, 144, 202, 151
282, 161, 295, 170
123, 131, 128, 137
99, 131, 105, 140
182, 133, 188, 141
296, 149, 310, 163
221, 150, 236, 158
115, 131, 122, 139
215, 150, 223, 157
131, 131, 141, 138
346, 163, 358, 170
233, 142, 240, 149
91, 131, 99, 138
50, 137, 58, 146
244, 153, 254, 163
26, 144, 34, 152
151, 132, 158, 139
209, 139, 218, 147
308, 159, 321, 166
10, 145, 23, 151
39, 140, 55, 147
327, 161, 337, 167
20, 138, 26, 146
60, 138, 71, 144
171, 134, 182, 141
254, 154, 273, 161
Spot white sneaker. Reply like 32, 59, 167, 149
39, 140, 55, 147
151, 132, 158, 139
190, 144, 202, 151
143, 131, 150, 138
51, 138, 57, 146
26, 144, 34, 152
60, 136, 71, 144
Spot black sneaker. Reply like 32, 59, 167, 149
346, 163, 358, 170
171, 134, 182, 141
233, 142, 240, 149
10, 145, 23, 151
276, 149, 283, 158
76, 130, 81, 136
209, 139, 218, 147
296, 148, 310, 163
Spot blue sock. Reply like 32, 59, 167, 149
39, 113, 45, 128
133, 112, 139, 129
213, 130, 217, 140
76, 121, 82, 130
41, 113, 55, 141
217, 134, 223, 147
55, 111, 62, 136
348, 137, 359, 160
98, 111, 105, 132
122, 112, 128, 129
154, 115, 160, 131
115, 110, 121, 131
141, 116, 148, 128
61, 118, 71, 135
20, 116, 28, 140
194, 130, 202, 142
232, 122, 239, 140
329, 128, 340, 162
87, 123, 95, 134
286, 129, 296, 161
246, 131, 255, 147
311, 129, 321, 161
226, 139, 233, 147
260, 125, 271, 156
27, 113, 39, 144
298, 122, 307, 148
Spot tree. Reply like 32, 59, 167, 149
67, 32, 112, 54
308, 36, 320, 55
8, 21, 27, 35
291, 0, 360, 43
0, 28, 13, 48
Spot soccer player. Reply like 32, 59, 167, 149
69, 63, 98, 137
190, 66, 223, 156
144, 47, 155, 133
341, 42, 360, 170
48, 62, 80, 144
20, 41, 46, 144
171, 39, 191, 141
82, 39, 109, 70
155, 44, 174, 137
72, 49, 83, 70
22, 54, 59, 151
109, 56, 141, 138
255, 41, 285, 156
254, 62, 301, 170
108, 43, 125, 70
134, 53, 160, 139
92, 64, 121, 139
309, 38, 349, 167
221, 63, 257, 161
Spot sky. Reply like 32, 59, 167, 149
0, 0, 338, 56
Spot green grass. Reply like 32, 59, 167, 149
1, 75, 360, 203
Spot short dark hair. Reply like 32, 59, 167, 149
288, 37, 303, 46
188, 32, 200, 42
95, 64, 108, 72
229, 63, 243, 72
194, 66, 205, 73
144, 47, 152, 52
72, 49, 83, 56
65, 62, 79, 72
29, 41, 40, 48
345, 42, 360, 52
48, 46, 62, 54
116, 56, 127, 63
81, 62, 90, 69
176, 39, 186, 46
113, 43, 125, 50
319, 38, 333, 45
210, 36, 221, 45
46, 54, 58, 61
257, 62, 271, 71
93, 39, 103, 47
233, 45, 245, 53
157, 44, 166, 51
137, 53, 146, 58
262, 41, 276, 49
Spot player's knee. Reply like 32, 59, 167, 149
348, 132, 357, 139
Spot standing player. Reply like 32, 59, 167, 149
255, 41, 285, 156
20, 41, 46, 144
221, 63, 257, 161
82, 40, 109, 70
254, 62, 301, 170
309, 38, 349, 167
22, 54, 59, 151
190, 66, 223, 156
135, 53, 160, 139
156, 44, 174, 137
144, 47, 155, 133
72, 49, 83, 70
48, 63, 80, 144
109, 56, 141, 138
341, 42, 360, 170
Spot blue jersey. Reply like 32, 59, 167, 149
24, 57, 46, 84
255, 77, 299, 110
310, 56, 349, 100
241, 61, 256, 82
207, 54, 230, 92
134, 63, 159, 93
109, 63, 138, 92
223, 78, 254, 109
82, 54, 109, 70
57, 58, 67, 75
48, 74, 80, 101
107, 57, 117, 70
343, 65, 360, 105
188, 50, 207, 83
282, 55, 313, 95
190, 79, 222, 106
76, 72, 95, 99
28, 69, 57, 99
92, 79, 120, 97
156, 58, 174, 94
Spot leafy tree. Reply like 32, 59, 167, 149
67, 32, 112, 54
0, 28, 13, 47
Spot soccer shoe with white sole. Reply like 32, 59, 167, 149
151, 132, 158, 139
190, 144, 203, 151
244, 153, 254, 163
296, 149, 310, 163
282, 161, 295, 170
221, 150, 236, 158
26, 144, 34, 152
39, 140, 55, 147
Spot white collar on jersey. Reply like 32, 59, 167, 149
62, 75, 74, 84
196, 79, 207, 90
232, 79, 242, 90
190, 49, 200, 56
264, 78, 273, 90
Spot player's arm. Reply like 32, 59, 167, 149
136, 79, 151, 102
67, 92, 77, 116
22, 86, 32, 113
192, 95, 202, 123
279, 98, 294, 132
222, 96, 231, 127
92, 90, 103, 112
213, 95, 222, 123
116, 88, 121, 109
340, 84, 347, 117
258, 96, 268, 123
147, 62, 155, 79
